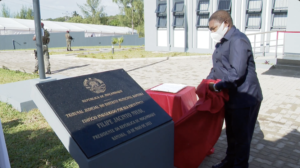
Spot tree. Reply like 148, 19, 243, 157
112, 0, 144, 37
72, 11, 79, 17
1, 4, 10, 18
45, 17, 65, 22
26, 8, 34, 19
15, 6, 33, 19
108, 19, 121, 26
117, 37, 124, 48
68, 16, 84, 23
112, 37, 118, 46
77, 0, 107, 24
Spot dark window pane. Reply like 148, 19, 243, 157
274, 0, 288, 10
158, 16, 167, 28
248, 0, 262, 12
174, 15, 184, 27
156, 3, 167, 13
247, 13, 261, 28
197, 14, 209, 27
218, 0, 231, 10
272, 12, 287, 28
173, 2, 184, 12
197, 0, 210, 11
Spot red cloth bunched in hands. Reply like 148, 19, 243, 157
174, 79, 229, 168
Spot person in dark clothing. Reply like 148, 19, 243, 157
207, 10, 263, 168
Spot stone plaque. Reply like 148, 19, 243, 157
36, 69, 172, 159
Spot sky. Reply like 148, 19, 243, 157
1, 0, 120, 19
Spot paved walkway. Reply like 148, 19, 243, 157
1, 50, 300, 168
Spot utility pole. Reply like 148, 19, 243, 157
32, 0, 45, 79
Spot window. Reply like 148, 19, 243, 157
197, 14, 209, 27
248, 0, 262, 12
173, 15, 184, 27
246, 13, 261, 29
157, 16, 167, 28
156, 3, 167, 13
271, 0, 288, 29
273, 0, 288, 11
196, 0, 210, 28
197, 0, 209, 12
272, 12, 287, 29
246, 0, 262, 29
218, 0, 231, 12
172, 2, 184, 13
156, 0, 167, 28
172, 0, 185, 28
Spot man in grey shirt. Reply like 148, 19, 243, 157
207, 10, 263, 168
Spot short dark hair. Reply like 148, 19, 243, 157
209, 10, 233, 26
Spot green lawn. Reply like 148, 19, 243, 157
77, 47, 204, 59
0, 68, 78, 168
1, 45, 140, 53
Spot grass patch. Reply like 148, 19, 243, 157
0, 68, 78, 168
0, 45, 142, 53
78, 47, 204, 59
48, 46, 141, 55
0, 68, 39, 84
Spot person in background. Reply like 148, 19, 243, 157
206, 10, 263, 168
33, 22, 51, 74
65, 30, 73, 51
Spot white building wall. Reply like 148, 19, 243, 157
145, 0, 294, 55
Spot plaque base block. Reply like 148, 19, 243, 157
32, 79, 174, 168
0, 75, 67, 112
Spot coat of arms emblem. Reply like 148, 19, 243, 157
83, 78, 106, 94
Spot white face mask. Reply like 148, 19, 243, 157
210, 22, 228, 43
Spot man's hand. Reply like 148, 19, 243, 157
33, 35, 36, 41
209, 82, 215, 91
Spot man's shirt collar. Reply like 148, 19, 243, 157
223, 26, 236, 41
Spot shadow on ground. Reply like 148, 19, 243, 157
127, 58, 168, 72
262, 67, 300, 78
52, 64, 90, 74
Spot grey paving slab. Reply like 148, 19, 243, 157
1, 50, 300, 167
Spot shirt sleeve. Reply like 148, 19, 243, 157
215, 38, 250, 90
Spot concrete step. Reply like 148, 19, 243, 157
272, 64, 300, 71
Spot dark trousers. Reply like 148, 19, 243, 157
224, 101, 261, 168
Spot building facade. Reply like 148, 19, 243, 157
145, 0, 298, 57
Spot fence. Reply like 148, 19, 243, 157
246, 31, 300, 58
0, 32, 145, 50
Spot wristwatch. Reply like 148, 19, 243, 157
213, 84, 220, 92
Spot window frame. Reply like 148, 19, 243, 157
172, 0, 185, 28
271, 12, 288, 29
272, 0, 288, 12
271, 0, 288, 29
247, 0, 262, 12
196, 0, 210, 28
196, 13, 210, 28
246, 13, 262, 29
172, 1, 184, 13
155, 3, 167, 14
157, 16, 167, 28
156, 0, 168, 28
245, 0, 263, 29
218, 0, 232, 12
173, 15, 185, 28
197, 0, 210, 13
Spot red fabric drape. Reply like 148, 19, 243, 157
146, 86, 197, 122
174, 79, 229, 168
